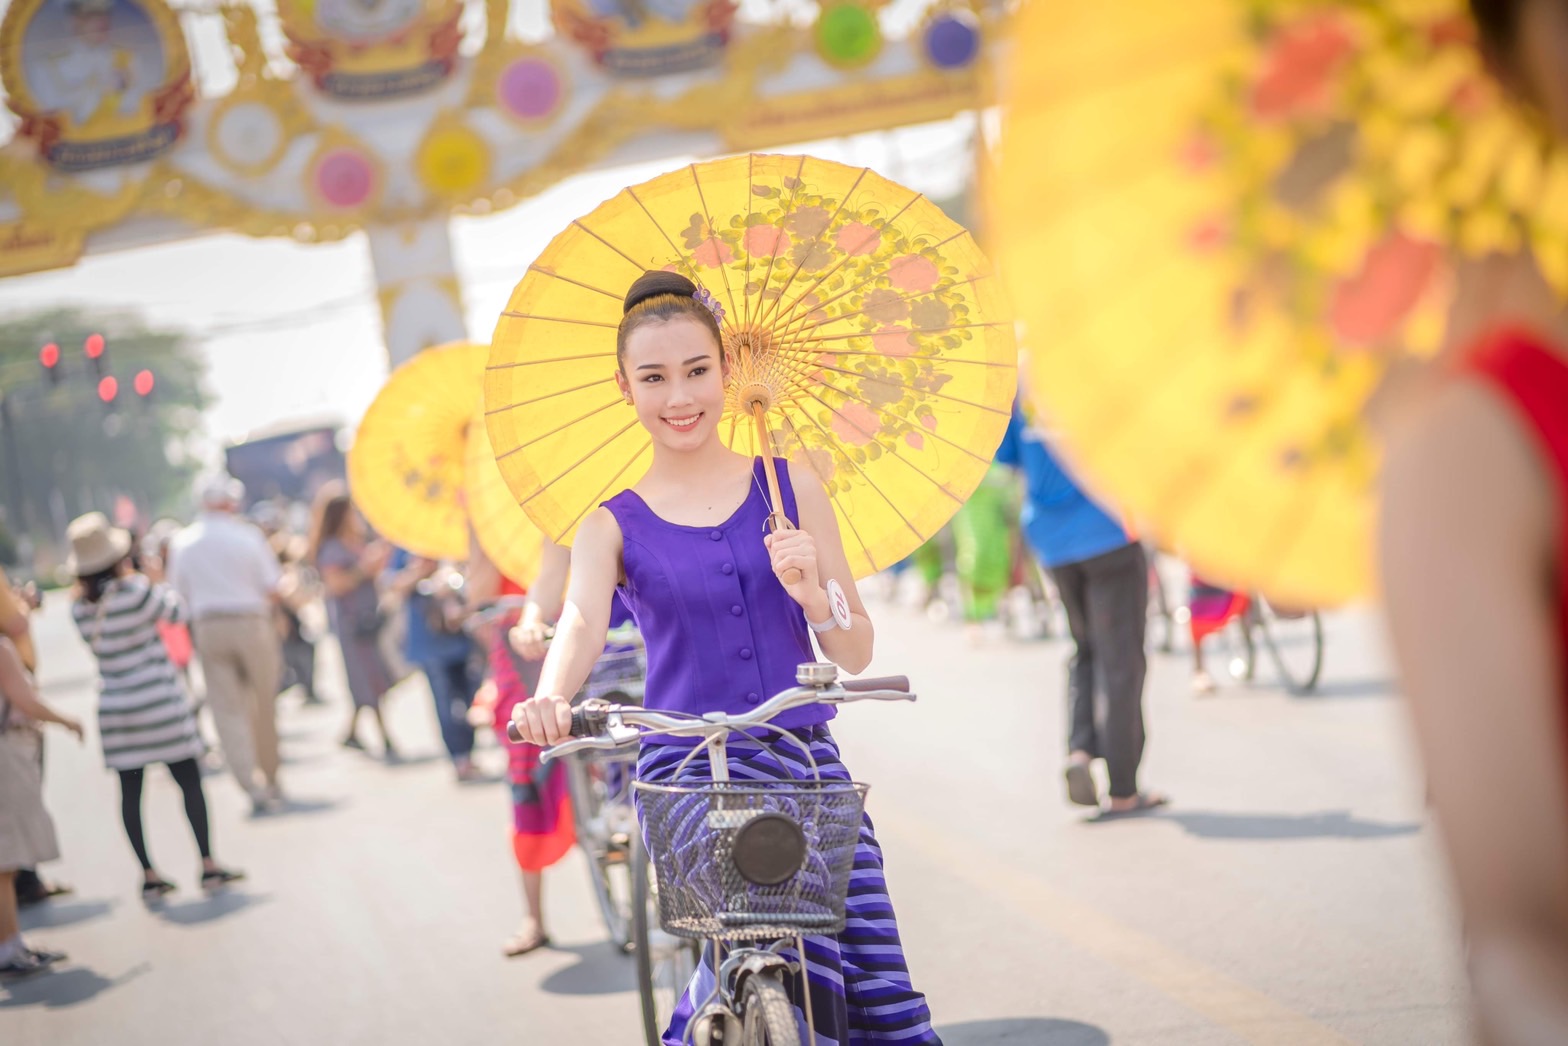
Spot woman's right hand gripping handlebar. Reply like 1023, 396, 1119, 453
509, 693, 575, 746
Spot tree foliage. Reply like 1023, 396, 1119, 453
0, 307, 210, 554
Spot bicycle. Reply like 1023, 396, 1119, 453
559, 623, 649, 953
514, 663, 915, 1046
1228, 596, 1325, 695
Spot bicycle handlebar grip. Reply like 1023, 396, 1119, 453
505, 706, 602, 746
840, 674, 910, 693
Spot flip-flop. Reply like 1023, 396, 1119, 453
141, 878, 177, 901
1064, 762, 1099, 807
1091, 793, 1170, 822
200, 868, 247, 891
502, 932, 552, 958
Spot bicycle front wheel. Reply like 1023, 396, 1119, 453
632, 829, 699, 1046
740, 971, 801, 1046
1256, 599, 1324, 694
568, 754, 637, 949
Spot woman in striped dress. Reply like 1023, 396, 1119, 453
510, 273, 941, 1044
66, 513, 244, 900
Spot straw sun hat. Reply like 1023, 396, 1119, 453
66, 512, 133, 576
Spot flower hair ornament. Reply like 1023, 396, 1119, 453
692, 285, 726, 326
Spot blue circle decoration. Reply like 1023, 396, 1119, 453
924, 11, 979, 70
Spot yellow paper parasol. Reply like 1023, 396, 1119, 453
485, 152, 1016, 578
347, 342, 487, 560
464, 413, 546, 587
992, 1, 1562, 606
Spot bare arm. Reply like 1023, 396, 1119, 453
0, 637, 82, 740
151, 580, 188, 625
1381, 383, 1568, 1045
767, 462, 875, 674
526, 540, 571, 625
386, 555, 436, 600
510, 540, 571, 661
511, 509, 622, 745
464, 535, 502, 610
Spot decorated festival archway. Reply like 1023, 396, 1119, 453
0, 0, 996, 363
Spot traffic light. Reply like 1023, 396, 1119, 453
97, 375, 118, 409
84, 333, 106, 379
133, 369, 154, 404
38, 342, 60, 385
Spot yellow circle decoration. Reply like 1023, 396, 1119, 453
416, 120, 492, 199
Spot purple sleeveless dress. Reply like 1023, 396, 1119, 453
605, 456, 832, 737
604, 458, 941, 1046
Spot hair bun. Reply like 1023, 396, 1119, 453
624, 270, 697, 314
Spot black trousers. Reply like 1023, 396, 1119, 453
1050, 542, 1149, 799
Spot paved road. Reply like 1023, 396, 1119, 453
6, 589, 1465, 1045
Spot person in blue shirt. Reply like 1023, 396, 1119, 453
996, 401, 1166, 817
385, 550, 479, 781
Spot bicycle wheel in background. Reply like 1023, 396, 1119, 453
1225, 607, 1258, 685
1255, 599, 1325, 695
566, 752, 637, 949
631, 830, 699, 1046
1145, 549, 1176, 654
739, 971, 801, 1046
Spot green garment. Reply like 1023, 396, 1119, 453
952, 464, 1015, 622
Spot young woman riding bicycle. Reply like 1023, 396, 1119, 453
508, 270, 942, 1045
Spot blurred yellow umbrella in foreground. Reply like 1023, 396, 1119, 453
347, 342, 487, 561
993, 0, 1563, 605
485, 152, 1017, 578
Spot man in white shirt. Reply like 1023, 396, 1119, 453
168, 477, 284, 814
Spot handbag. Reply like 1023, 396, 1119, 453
351, 604, 387, 640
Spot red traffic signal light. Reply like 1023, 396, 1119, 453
84, 333, 105, 359
97, 376, 118, 403
39, 342, 59, 369
133, 369, 154, 397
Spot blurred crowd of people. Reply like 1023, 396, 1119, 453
0, 474, 581, 977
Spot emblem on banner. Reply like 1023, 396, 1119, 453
554, 0, 736, 76
277, 0, 463, 101
0, 0, 193, 171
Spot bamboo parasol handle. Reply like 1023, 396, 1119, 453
750, 399, 804, 587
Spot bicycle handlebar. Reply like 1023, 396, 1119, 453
506, 665, 914, 756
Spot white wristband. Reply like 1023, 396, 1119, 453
808, 579, 853, 634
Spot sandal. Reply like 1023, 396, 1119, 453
1092, 792, 1171, 821
1064, 762, 1099, 807
16, 879, 73, 908
501, 930, 551, 958
141, 878, 177, 901
200, 867, 247, 891
0, 947, 64, 980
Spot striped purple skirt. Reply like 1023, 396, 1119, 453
636, 728, 942, 1046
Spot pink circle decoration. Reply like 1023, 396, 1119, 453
315, 148, 375, 209
499, 59, 562, 122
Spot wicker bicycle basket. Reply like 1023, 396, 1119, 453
633, 778, 869, 941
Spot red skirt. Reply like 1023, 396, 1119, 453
489, 613, 574, 873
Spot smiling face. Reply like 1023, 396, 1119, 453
616, 316, 728, 451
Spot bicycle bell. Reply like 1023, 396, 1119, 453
796, 662, 838, 687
